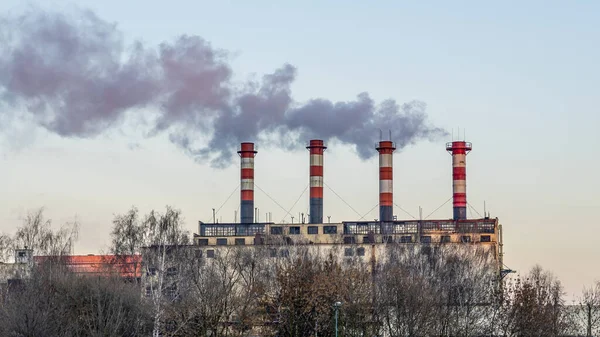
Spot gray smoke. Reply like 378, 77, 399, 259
0, 8, 447, 168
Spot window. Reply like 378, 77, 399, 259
289, 226, 301, 235
280, 249, 289, 258
166, 267, 177, 276
197, 238, 209, 246
146, 267, 156, 276
254, 236, 264, 245
204, 225, 235, 236
363, 236, 371, 244
420, 236, 432, 244
400, 236, 412, 243
270, 226, 283, 235
145, 286, 152, 297
195, 250, 203, 258
343, 236, 356, 244
18, 251, 26, 257
235, 238, 245, 245
461, 235, 471, 243
344, 248, 354, 257
383, 235, 394, 243
216, 238, 228, 246
164, 283, 177, 299
324, 226, 337, 234
357, 247, 365, 256
207, 249, 215, 258
269, 249, 277, 258
308, 226, 319, 234
441, 235, 451, 243
480, 235, 491, 242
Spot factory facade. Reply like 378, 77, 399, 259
192, 139, 506, 275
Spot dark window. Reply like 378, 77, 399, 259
254, 236, 264, 245
166, 267, 177, 276
197, 238, 209, 246
270, 226, 283, 235
235, 238, 245, 245
145, 286, 152, 297
308, 226, 319, 234
400, 236, 412, 243
461, 235, 471, 243
344, 248, 353, 257
343, 236, 356, 244
18, 251, 26, 257
207, 249, 215, 258
441, 235, 451, 243
480, 235, 491, 242
269, 249, 277, 258
420, 236, 432, 244
195, 250, 203, 258
383, 235, 394, 243
164, 283, 177, 299
280, 249, 289, 258
289, 226, 301, 235
357, 247, 366, 256
146, 267, 156, 276
363, 236, 371, 244
216, 238, 228, 245
324, 226, 337, 234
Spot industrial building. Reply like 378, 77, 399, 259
193, 139, 506, 275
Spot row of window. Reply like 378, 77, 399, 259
145, 267, 178, 276
344, 247, 366, 257
343, 235, 492, 244
269, 225, 338, 235
198, 234, 492, 246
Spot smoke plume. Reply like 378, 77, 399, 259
0, 8, 447, 168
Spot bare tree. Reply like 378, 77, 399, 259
499, 265, 569, 337
573, 281, 600, 337
13, 207, 79, 256
0, 233, 12, 263
140, 207, 190, 337
0, 263, 151, 337
110, 206, 144, 281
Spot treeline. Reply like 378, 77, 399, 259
0, 207, 599, 337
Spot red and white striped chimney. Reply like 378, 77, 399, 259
446, 141, 472, 220
238, 142, 257, 223
306, 140, 326, 224
376, 141, 396, 222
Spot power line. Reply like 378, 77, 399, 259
358, 203, 379, 221
467, 202, 483, 218
323, 182, 362, 219
278, 185, 309, 223
424, 197, 453, 220
215, 185, 239, 215
393, 202, 417, 220
254, 183, 298, 219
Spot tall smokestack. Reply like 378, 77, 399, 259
306, 139, 327, 224
376, 141, 396, 222
238, 142, 257, 223
446, 141, 472, 220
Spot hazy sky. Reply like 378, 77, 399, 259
0, 0, 598, 297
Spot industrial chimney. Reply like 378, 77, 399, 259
306, 140, 327, 224
238, 142, 257, 223
446, 141, 472, 220
376, 141, 396, 222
